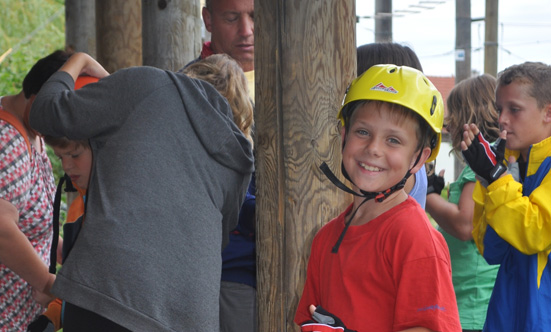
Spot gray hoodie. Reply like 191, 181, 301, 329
30, 68, 254, 331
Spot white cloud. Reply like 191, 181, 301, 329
356, 0, 551, 76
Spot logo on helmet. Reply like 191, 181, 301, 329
370, 83, 398, 94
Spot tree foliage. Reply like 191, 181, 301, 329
0, 0, 65, 93
1, 0, 65, 180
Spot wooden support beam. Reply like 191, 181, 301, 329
484, 0, 499, 77
96, 0, 142, 72
255, 0, 356, 330
142, 0, 201, 70
66, 0, 96, 57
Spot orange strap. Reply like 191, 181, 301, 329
42, 298, 63, 330
0, 109, 32, 156
66, 187, 86, 223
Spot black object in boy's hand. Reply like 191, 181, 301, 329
427, 171, 445, 195
301, 305, 358, 332
462, 133, 507, 185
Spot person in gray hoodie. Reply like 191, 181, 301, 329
29, 52, 254, 332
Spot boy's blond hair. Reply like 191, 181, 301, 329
43, 136, 89, 150
497, 62, 551, 109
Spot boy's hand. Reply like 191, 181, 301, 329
427, 169, 445, 195
461, 124, 507, 185
301, 305, 357, 332
26, 315, 54, 332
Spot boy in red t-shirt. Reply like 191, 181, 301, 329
295, 65, 461, 332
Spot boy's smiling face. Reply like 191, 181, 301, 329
341, 102, 430, 194
497, 81, 551, 159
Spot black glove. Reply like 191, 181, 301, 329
27, 315, 55, 332
462, 133, 507, 185
301, 306, 357, 332
427, 171, 445, 195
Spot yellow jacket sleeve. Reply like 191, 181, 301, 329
473, 173, 551, 255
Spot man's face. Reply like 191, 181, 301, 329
203, 0, 254, 72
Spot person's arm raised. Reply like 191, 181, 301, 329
59, 52, 110, 82
426, 180, 476, 241
461, 123, 508, 186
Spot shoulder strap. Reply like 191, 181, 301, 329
50, 176, 65, 273
0, 109, 32, 157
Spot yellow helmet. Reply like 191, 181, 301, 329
338, 64, 444, 162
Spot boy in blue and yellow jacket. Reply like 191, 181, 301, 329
461, 61, 551, 332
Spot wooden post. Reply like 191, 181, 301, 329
375, 0, 392, 42
455, 0, 471, 83
142, 0, 202, 71
255, 0, 356, 330
96, 0, 142, 72
484, 0, 498, 77
66, 0, 96, 58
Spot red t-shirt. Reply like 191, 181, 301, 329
295, 197, 461, 332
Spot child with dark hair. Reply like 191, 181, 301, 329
0, 49, 71, 330
356, 42, 423, 76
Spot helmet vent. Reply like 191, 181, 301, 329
430, 135, 437, 149
430, 95, 437, 115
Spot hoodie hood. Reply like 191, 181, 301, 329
166, 71, 254, 175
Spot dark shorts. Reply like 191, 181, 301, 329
63, 302, 131, 332
219, 281, 257, 332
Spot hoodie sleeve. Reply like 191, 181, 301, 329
30, 68, 174, 142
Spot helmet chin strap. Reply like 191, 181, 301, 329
319, 150, 423, 253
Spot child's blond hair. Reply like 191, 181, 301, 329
446, 74, 500, 154
184, 54, 254, 146
43, 136, 89, 150
498, 62, 551, 109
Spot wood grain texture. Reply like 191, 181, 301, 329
256, 0, 356, 330
65, 0, 96, 58
142, 0, 201, 71
96, 0, 142, 72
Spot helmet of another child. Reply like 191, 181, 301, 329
75, 75, 99, 90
